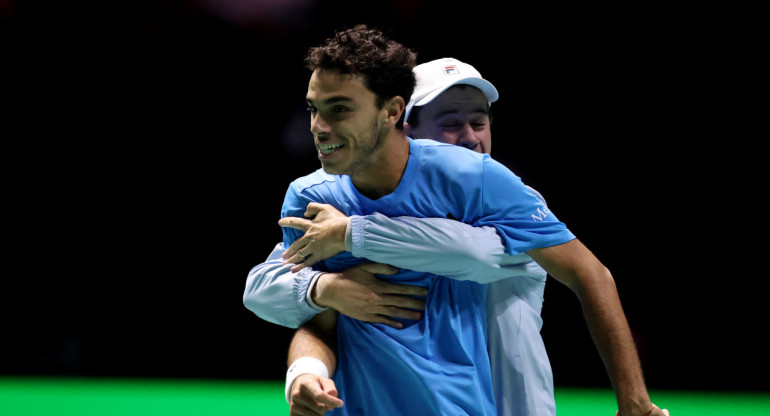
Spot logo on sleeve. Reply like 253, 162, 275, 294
531, 206, 551, 221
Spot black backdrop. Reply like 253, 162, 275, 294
4, 0, 765, 393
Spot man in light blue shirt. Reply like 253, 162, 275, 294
245, 26, 667, 416
246, 57, 560, 415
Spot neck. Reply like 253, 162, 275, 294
350, 131, 409, 200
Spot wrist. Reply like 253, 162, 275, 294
305, 272, 329, 312
333, 217, 350, 253
311, 273, 333, 308
285, 357, 329, 403
618, 401, 653, 416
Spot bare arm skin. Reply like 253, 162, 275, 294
287, 310, 344, 416
311, 262, 426, 329
527, 239, 668, 416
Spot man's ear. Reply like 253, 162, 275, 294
403, 121, 413, 137
383, 96, 405, 125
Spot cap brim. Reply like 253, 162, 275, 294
413, 77, 499, 107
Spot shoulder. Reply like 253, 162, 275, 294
412, 138, 484, 159
524, 185, 548, 206
410, 138, 486, 174
289, 168, 339, 193
283, 168, 342, 215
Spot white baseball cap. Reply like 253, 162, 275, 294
405, 57, 499, 122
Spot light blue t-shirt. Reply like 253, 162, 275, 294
281, 138, 574, 415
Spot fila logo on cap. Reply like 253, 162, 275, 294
443, 65, 460, 75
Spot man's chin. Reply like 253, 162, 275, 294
319, 162, 343, 175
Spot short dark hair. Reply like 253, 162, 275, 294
305, 24, 417, 128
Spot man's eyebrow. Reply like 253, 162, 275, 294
435, 107, 489, 118
306, 96, 355, 105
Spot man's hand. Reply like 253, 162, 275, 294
279, 203, 349, 272
288, 373, 344, 416
314, 263, 428, 329
616, 403, 670, 416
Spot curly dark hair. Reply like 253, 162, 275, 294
305, 24, 417, 128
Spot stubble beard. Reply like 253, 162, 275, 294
343, 117, 386, 179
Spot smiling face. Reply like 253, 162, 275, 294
407, 85, 493, 154
306, 68, 390, 177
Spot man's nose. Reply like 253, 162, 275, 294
310, 113, 331, 136
457, 124, 481, 151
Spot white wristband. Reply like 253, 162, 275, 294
285, 357, 330, 403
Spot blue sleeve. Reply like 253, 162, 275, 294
475, 156, 575, 255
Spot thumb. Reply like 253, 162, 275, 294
319, 378, 344, 408
305, 202, 324, 218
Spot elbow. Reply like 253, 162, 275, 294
242, 283, 265, 317
572, 263, 617, 301
242, 267, 272, 320
242, 287, 292, 327
242, 266, 305, 329
242, 290, 256, 313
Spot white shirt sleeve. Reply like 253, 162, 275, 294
348, 213, 544, 284
242, 243, 326, 328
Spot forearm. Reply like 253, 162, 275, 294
349, 213, 535, 283
288, 309, 339, 373
243, 243, 326, 328
528, 240, 651, 415
574, 267, 650, 415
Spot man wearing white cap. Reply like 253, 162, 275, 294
405, 57, 498, 154
407, 57, 557, 415
245, 51, 667, 415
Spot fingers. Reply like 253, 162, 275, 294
355, 262, 399, 276
281, 240, 317, 271
319, 378, 344, 408
290, 259, 313, 273
380, 295, 426, 313
353, 263, 428, 296
615, 405, 669, 416
304, 202, 325, 218
383, 306, 423, 321
305, 202, 342, 219
289, 375, 343, 416
282, 247, 307, 266
278, 217, 311, 232
386, 281, 429, 297
289, 403, 326, 416
282, 239, 302, 261
650, 403, 669, 416
370, 315, 405, 329
288, 254, 319, 273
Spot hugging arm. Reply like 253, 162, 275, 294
527, 239, 668, 416
244, 203, 534, 329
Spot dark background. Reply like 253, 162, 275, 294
4, 0, 765, 394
